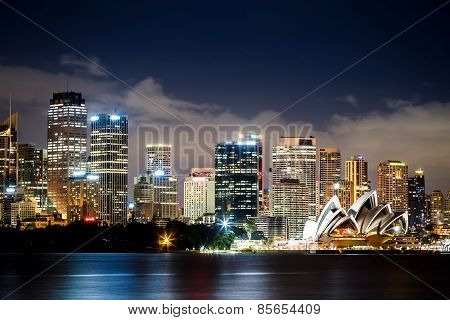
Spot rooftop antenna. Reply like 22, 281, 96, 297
66, 79, 69, 92
9, 89, 12, 128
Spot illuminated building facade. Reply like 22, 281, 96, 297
345, 155, 370, 201
67, 171, 100, 222
215, 134, 263, 222
272, 178, 309, 239
255, 215, 288, 241
151, 174, 178, 219
47, 92, 87, 219
407, 169, 427, 228
1, 186, 22, 226
90, 114, 128, 225
0, 113, 18, 196
146, 145, 172, 176
444, 191, 450, 224
272, 136, 317, 217
183, 168, 215, 223
11, 199, 37, 226
325, 179, 354, 211
377, 160, 408, 213
18, 143, 48, 212
319, 147, 341, 210
429, 190, 444, 225
133, 175, 154, 223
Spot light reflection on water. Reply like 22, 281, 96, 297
0, 253, 448, 299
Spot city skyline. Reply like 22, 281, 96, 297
1, 1, 450, 193
1, 1, 450, 305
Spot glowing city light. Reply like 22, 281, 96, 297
159, 233, 174, 249
218, 217, 230, 231
86, 174, 99, 181
154, 169, 165, 176
72, 170, 86, 177
128, 203, 135, 209
90, 115, 99, 121
334, 182, 340, 190
110, 115, 120, 120
6, 186, 15, 194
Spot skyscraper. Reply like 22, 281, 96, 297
151, 174, 178, 220
319, 147, 341, 209
444, 191, 450, 225
47, 92, 87, 219
144, 144, 179, 220
146, 145, 172, 176
183, 168, 215, 223
429, 190, 444, 225
90, 114, 128, 225
407, 169, 426, 228
133, 175, 154, 223
377, 160, 408, 213
18, 143, 48, 212
67, 171, 100, 222
0, 113, 18, 196
215, 134, 263, 223
345, 155, 370, 201
272, 136, 317, 217
271, 178, 308, 239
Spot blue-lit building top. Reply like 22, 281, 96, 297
215, 134, 263, 223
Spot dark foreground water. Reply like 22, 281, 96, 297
1, 253, 449, 299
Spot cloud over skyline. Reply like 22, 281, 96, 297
0, 60, 449, 193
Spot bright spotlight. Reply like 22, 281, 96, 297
218, 217, 230, 231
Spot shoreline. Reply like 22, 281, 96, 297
0, 249, 446, 255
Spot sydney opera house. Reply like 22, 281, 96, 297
303, 191, 411, 248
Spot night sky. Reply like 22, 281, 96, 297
0, 0, 449, 192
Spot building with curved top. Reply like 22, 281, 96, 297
303, 190, 408, 246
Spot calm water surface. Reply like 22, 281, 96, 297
1, 253, 449, 299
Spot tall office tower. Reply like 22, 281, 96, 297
146, 145, 172, 176
0, 113, 18, 196
377, 160, 408, 213
18, 144, 48, 212
90, 114, 128, 225
429, 190, 444, 225
272, 179, 308, 239
67, 171, 100, 222
444, 191, 450, 224
215, 134, 263, 223
184, 168, 215, 223
133, 175, 154, 223
345, 155, 370, 201
151, 174, 178, 219
325, 180, 354, 211
319, 147, 341, 209
407, 169, 427, 228
272, 136, 317, 217
47, 92, 87, 219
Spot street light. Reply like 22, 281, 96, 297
159, 233, 174, 251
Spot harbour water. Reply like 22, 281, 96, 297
1, 253, 449, 299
